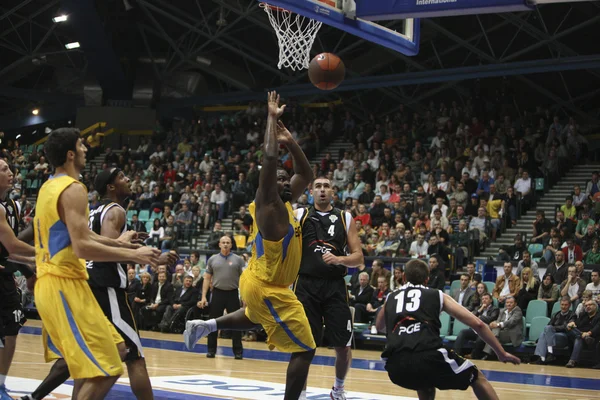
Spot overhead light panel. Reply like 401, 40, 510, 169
45, 127, 52, 134
32, 109, 39, 115
15, 134, 21, 139
65, 41, 80, 49
53, 15, 68, 23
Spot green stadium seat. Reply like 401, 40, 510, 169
126, 209, 135, 219
551, 301, 561, 318
444, 318, 468, 342
523, 317, 550, 346
145, 221, 154, 232
484, 281, 495, 294
449, 280, 461, 293
525, 300, 548, 329
439, 312, 450, 339
138, 210, 150, 222
150, 212, 163, 220
344, 275, 352, 285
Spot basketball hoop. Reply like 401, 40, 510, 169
260, 2, 322, 71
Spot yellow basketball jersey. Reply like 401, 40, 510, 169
34, 174, 88, 280
246, 201, 302, 286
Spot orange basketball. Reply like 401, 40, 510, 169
308, 53, 345, 91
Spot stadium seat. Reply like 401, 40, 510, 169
439, 312, 450, 339
493, 297, 499, 308
150, 211, 163, 220
138, 210, 150, 222
527, 243, 544, 262
484, 281, 495, 294
344, 275, 352, 285
145, 221, 154, 232
551, 301, 561, 317
523, 317, 550, 346
449, 280, 461, 293
525, 300, 548, 328
444, 318, 468, 342
126, 209, 135, 219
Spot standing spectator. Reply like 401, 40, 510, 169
565, 300, 600, 368
514, 171, 533, 210
198, 236, 245, 359
176, 203, 194, 242
533, 296, 574, 364
531, 210, 552, 245
210, 183, 228, 220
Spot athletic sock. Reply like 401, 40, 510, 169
540, 356, 545, 362
0, 374, 6, 386
206, 319, 217, 333
547, 346, 553, 354
334, 377, 345, 390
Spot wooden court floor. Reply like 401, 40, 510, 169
7, 320, 600, 399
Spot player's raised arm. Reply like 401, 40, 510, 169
0, 206, 34, 257
442, 293, 520, 365
276, 121, 313, 203
58, 183, 160, 266
254, 91, 291, 241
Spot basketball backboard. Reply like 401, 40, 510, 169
257, 0, 420, 56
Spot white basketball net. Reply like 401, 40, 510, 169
261, 3, 323, 71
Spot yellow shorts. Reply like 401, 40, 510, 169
35, 275, 124, 379
240, 271, 315, 353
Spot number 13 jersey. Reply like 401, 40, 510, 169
382, 283, 444, 358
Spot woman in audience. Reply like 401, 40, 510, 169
518, 267, 540, 314
467, 281, 488, 312
133, 272, 153, 328
191, 266, 202, 287
390, 265, 404, 290
538, 273, 560, 314
147, 218, 165, 246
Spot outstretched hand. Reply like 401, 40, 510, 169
268, 91, 286, 118
498, 351, 521, 365
276, 121, 293, 146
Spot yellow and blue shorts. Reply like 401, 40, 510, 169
240, 272, 316, 353
35, 274, 124, 379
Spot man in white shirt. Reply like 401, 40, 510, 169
430, 197, 448, 219
585, 269, 600, 301
210, 183, 228, 220
377, 184, 391, 202
514, 171, 532, 209
333, 163, 348, 189
462, 160, 479, 180
409, 234, 429, 258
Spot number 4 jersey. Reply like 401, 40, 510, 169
382, 283, 445, 358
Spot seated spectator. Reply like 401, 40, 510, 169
390, 265, 404, 291
369, 259, 390, 287
465, 262, 482, 289
531, 210, 552, 245
492, 262, 521, 307
129, 213, 147, 233
554, 210, 575, 237
516, 250, 539, 280
158, 275, 197, 333
585, 269, 600, 300
467, 282, 488, 311
427, 255, 446, 290
574, 291, 593, 317
171, 264, 186, 289
547, 250, 569, 285
534, 296, 574, 364
452, 274, 474, 307
376, 228, 400, 257
349, 272, 374, 306
517, 267, 540, 314
162, 215, 176, 250
498, 234, 526, 262
471, 296, 523, 360
456, 293, 499, 356
575, 211, 595, 240
575, 260, 590, 284
560, 196, 577, 220
354, 204, 372, 227
538, 273, 560, 314
353, 276, 390, 323
191, 266, 202, 287
409, 233, 429, 258
146, 218, 165, 247
126, 268, 141, 307
140, 271, 174, 331
580, 226, 598, 254
426, 235, 450, 263
349, 263, 372, 291
560, 265, 587, 306
565, 299, 600, 368
562, 237, 583, 264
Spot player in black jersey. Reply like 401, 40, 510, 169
294, 177, 363, 400
376, 259, 520, 400
24, 168, 177, 400
0, 159, 37, 399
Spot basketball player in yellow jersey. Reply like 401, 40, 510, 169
185, 91, 315, 399
34, 128, 161, 400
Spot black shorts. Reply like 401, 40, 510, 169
0, 292, 26, 338
386, 348, 479, 391
91, 286, 144, 362
294, 275, 352, 347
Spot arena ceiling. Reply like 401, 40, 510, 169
1, 0, 599, 129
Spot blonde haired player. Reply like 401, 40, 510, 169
185, 91, 315, 400
34, 128, 160, 400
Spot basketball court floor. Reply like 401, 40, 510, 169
5, 320, 600, 399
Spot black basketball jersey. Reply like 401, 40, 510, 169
382, 284, 444, 358
298, 206, 351, 279
0, 198, 20, 265
87, 200, 127, 289
0, 198, 26, 305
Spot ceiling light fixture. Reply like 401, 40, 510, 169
32, 109, 39, 115
15, 134, 21, 139
53, 15, 68, 23
65, 41, 80, 49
